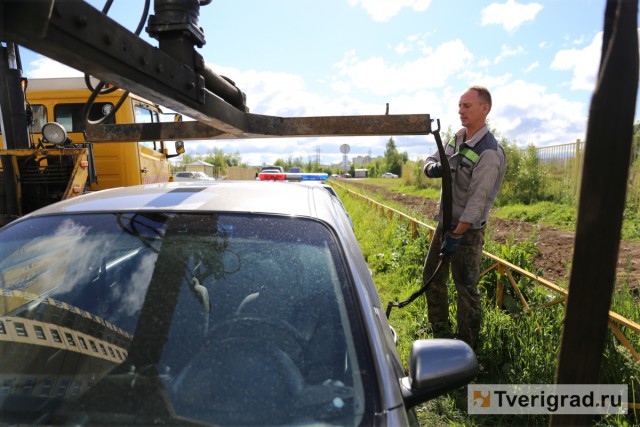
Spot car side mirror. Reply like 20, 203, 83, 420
400, 339, 478, 409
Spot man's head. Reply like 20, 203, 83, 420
458, 86, 492, 132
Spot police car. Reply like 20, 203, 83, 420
0, 181, 477, 426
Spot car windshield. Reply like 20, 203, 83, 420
0, 213, 375, 426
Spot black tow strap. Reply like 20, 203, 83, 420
385, 119, 453, 318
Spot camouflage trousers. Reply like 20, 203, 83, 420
422, 225, 485, 349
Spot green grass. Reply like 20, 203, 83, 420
348, 178, 640, 241
334, 184, 640, 427
494, 201, 640, 241
494, 201, 577, 231
365, 178, 442, 200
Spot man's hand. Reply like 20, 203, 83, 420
424, 162, 443, 178
440, 232, 462, 258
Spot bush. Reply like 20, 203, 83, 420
499, 142, 549, 205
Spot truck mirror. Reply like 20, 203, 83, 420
175, 141, 185, 154
166, 141, 185, 159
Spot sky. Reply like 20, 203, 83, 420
17, 0, 640, 167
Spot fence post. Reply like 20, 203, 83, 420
573, 138, 582, 197
496, 264, 505, 309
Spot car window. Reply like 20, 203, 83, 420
0, 213, 375, 425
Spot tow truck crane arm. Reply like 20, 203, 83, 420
0, 0, 432, 141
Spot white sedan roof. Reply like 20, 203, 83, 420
21, 181, 334, 219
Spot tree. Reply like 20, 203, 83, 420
364, 157, 384, 178
500, 140, 547, 204
176, 153, 195, 168
384, 137, 404, 176
225, 151, 242, 167
202, 148, 227, 169
273, 158, 288, 169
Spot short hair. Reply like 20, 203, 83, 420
468, 85, 492, 111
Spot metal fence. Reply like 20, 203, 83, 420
537, 137, 640, 205
536, 139, 584, 201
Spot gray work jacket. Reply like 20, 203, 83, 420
424, 125, 506, 229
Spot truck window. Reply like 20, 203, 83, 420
135, 104, 163, 152
0, 104, 47, 135
54, 103, 115, 133
30, 104, 48, 133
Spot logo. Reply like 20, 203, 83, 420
472, 390, 491, 408
468, 384, 628, 415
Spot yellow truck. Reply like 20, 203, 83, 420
0, 77, 183, 225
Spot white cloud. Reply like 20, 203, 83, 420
211, 65, 371, 119
477, 58, 491, 68
395, 42, 412, 55
524, 61, 539, 73
331, 80, 352, 93
481, 0, 543, 32
348, 0, 431, 22
26, 56, 83, 78
492, 80, 587, 146
572, 35, 586, 46
550, 32, 601, 91
332, 39, 473, 96
494, 45, 525, 64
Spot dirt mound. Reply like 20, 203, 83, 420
344, 181, 640, 290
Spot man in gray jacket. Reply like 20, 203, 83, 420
422, 85, 506, 350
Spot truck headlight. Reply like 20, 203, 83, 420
42, 122, 68, 145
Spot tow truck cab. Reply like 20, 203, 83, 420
0, 77, 184, 224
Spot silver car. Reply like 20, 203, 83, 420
0, 181, 477, 426
173, 171, 215, 181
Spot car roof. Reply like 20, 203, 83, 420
296, 181, 339, 196
18, 181, 336, 220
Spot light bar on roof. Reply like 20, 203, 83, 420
258, 173, 287, 181
258, 172, 329, 181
